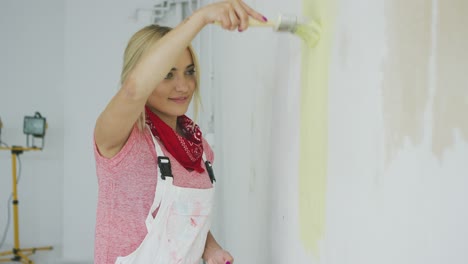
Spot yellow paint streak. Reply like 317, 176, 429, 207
298, 0, 335, 256
295, 20, 321, 48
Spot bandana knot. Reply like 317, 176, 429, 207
145, 106, 204, 173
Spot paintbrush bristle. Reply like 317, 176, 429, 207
275, 15, 322, 47
293, 20, 322, 48
275, 14, 298, 32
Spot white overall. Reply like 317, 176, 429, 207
115, 134, 215, 264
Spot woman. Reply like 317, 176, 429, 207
93, 1, 267, 263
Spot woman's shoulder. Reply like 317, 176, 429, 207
94, 124, 154, 169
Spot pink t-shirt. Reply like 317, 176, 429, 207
93, 125, 214, 264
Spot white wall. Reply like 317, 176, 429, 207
214, 0, 468, 264
323, 0, 468, 262
267, 0, 468, 263
210, 0, 304, 262
0, 0, 65, 262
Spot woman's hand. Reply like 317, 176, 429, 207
204, 248, 234, 264
195, 0, 267, 32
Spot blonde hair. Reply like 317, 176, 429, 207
121, 24, 202, 130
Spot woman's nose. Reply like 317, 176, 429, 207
174, 76, 189, 92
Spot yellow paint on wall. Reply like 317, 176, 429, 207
298, 0, 335, 256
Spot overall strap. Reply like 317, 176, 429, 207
146, 134, 170, 232
149, 127, 214, 184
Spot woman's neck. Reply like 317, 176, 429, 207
153, 112, 185, 137
148, 108, 177, 130
146, 107, 187, 137
160, 116, 177, 131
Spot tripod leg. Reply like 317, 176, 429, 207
16, 251, 33, 264
0, 148, 52, 263
11, 152, 21, 250
0, 249, 14, 257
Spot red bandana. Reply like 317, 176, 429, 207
145, 106, 204, 173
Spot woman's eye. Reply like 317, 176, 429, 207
186, 69, 196, 75
165, 72, 174, 79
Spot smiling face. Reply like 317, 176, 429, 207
146, 48, 196, 129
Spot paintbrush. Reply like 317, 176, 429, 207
215, 14, 322, 47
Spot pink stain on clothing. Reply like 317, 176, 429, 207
192, 201, 203, 215
190, 217, 197, 227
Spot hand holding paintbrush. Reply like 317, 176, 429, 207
214, 14, 322, 47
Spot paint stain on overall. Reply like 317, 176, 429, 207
433, 0, 468, 158
298, 0, 335, 256
382, 0, 432, 165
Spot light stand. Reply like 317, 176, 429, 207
0, 113, 53, 263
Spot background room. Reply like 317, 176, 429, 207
0, 0, 467, 263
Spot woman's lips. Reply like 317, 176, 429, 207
169, 97, 188, 104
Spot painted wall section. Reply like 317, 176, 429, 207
433, 0, 468, 158
322, 0, 468, 263
382, 0, 432, 165
298, 0, 335, 256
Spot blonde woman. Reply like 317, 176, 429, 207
93, 1, 267, 263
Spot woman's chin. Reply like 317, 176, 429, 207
172, 109, 189, 117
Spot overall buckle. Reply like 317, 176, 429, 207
158, 157, 173, 180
